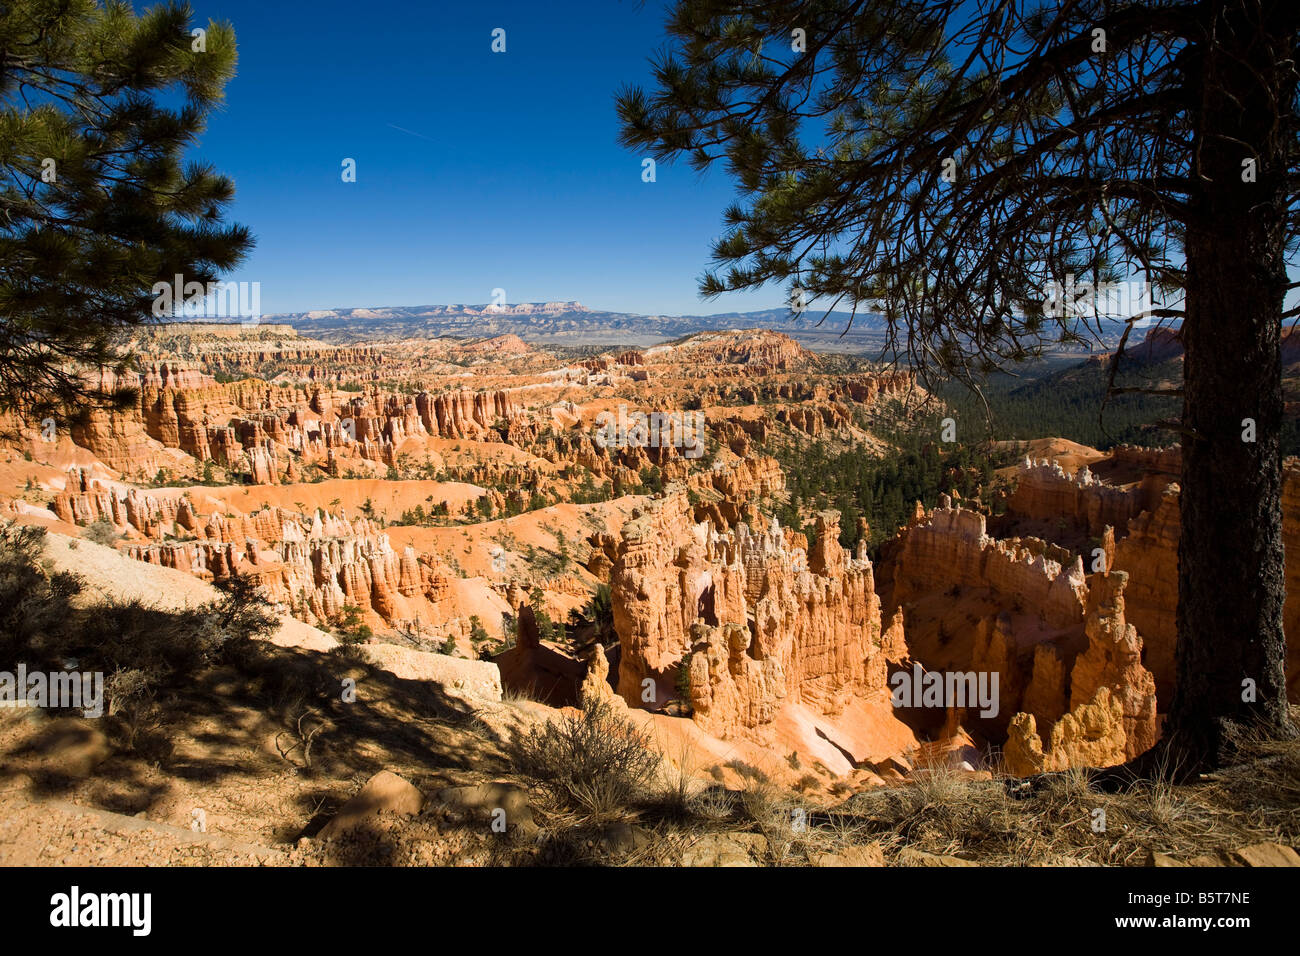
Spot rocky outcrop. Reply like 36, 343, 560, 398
1006, 457, 1171, 538
491, 601, 586, 706
695, 372, 913, 410
52, 472, 196, 535
1003, 687, 1128, 776
1067, 571, 1159, 760
579, 643, 616, 704
889, 500, 1157, 767
415, 389, 518, 440
67, 411, 171, 477
892, 504, 1088, 631
38, 358, 528, 484
246, 443, 279, 485
702, 455, 785, 502
611, 492, 748, 706
776, 403, 853, 437
668, 330, 815, 371
358, 646, 503, 703
686, 455, 787, 529
1110, 486, 1180, 703
1108, 444, 1182, 477
610, 493, 905, 744
129, 513, 462, 636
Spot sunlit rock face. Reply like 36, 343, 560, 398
887, 497, 1157, 774
610, 491, 908, 750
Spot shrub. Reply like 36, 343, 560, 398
0, 523, 83, 655
674, 660, 694, 711
510, 695, 661, 818
0, 522, 277, 714
581, 584, 614, 645
638, 465, 664, 494
535, 606, 563, 642
527, 587, 564, 643
468, 615, 490, 645
332, 604, 373, 644
500, 613, 518, 651
79, 573, 278, 690
82, 518, 120, 547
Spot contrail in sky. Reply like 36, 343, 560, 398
387, 123, 436, 142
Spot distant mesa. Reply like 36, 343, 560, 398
251, 300, 1140, 357
253, 300, 900, 352
274, 301, 590, 323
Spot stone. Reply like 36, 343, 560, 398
611, 492, 903, 744
679, 831, 768, 867
811, 842, 884, 867
1004, 687, 1128, 777
595, 822, 652, 856
893, 499, 1157, 773
1104, 448, 1300, 705
362, 644, 503, 703
1069, 571, 1158, 760
319, 770, 424, 838
896, 847, 978, 866
436, 782, 537, 836
1232, 842, 1300, 867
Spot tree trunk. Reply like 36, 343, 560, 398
1167, 0, 1298, 771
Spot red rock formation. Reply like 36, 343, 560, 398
28, 353, 530, 485
1111, 485, 1180, 702
1005, 457, 1171, 538
610, 493, 906, 745
888, 499, 1157, 765
491, 601, 586, 706
701, 455, 785, 501
129, 518, 459, 635
892, 504, 1089, 631
246, 443, 279, 485
1069, 571, 1159, 760
1107, 444, 1182, 477
668, 330, 816, 371
694, 372, 912, 409
1003, 687, 1129, 776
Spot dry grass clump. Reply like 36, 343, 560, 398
1198, 712, 1300, 846
838, 764, 1019, 862
508, 694, 661, 822
831, 739, 1299, 866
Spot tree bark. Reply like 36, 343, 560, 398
1167, 0, 1299, 771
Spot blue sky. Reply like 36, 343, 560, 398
185, 0, 782, 316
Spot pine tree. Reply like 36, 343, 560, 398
1, 0, 252, 421
619, 0, 1300, 772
